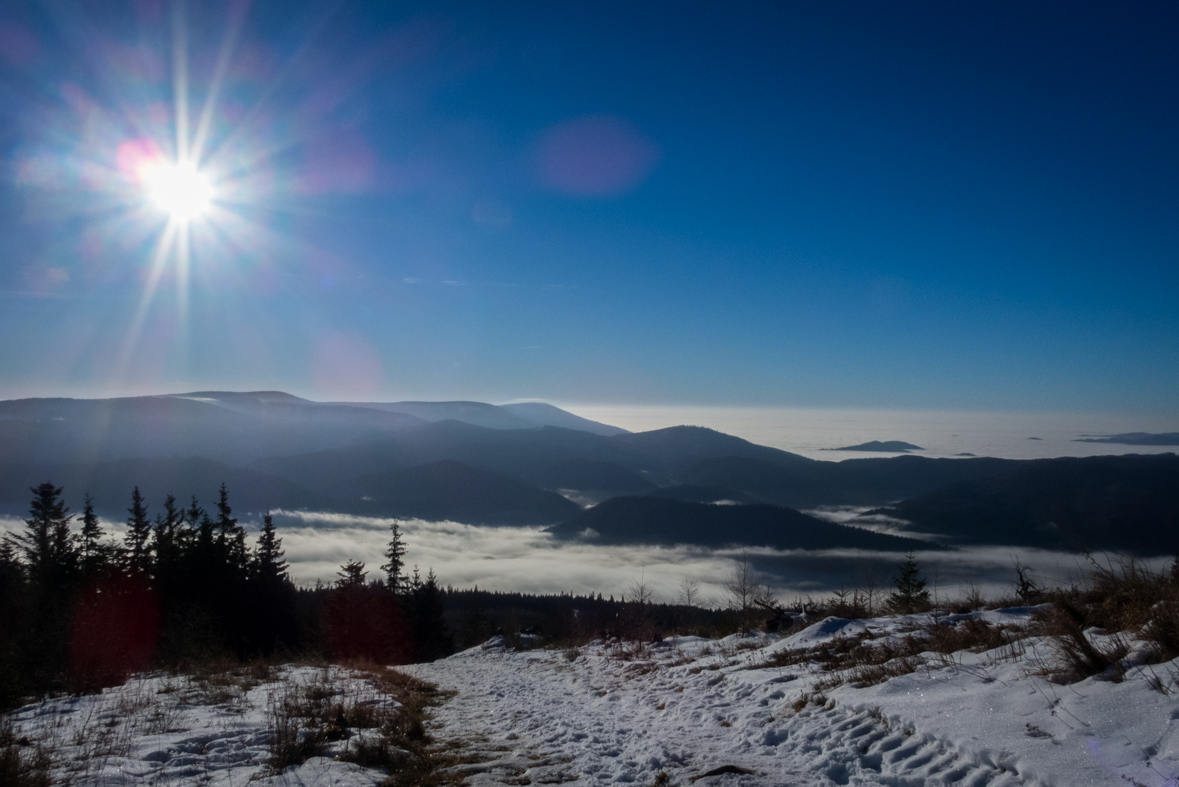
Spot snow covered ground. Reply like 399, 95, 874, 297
6, 609, 1179, 786
407, 609, 1179, 786
4, 665, 404, 786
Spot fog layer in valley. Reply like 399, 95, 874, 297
226, 511, 1175, 603
5, 508, 1160, 605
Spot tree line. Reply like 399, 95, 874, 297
0, 481, 451, 708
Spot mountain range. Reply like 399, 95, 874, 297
2, 391, 1177, 554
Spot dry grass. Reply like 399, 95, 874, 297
754, 555, 1179, 689
1030, 556, 1179, 683
264, 662, 470, 787
1037, 600, 1130, 683
0, 719, 51, 787
1, 655, 469, 786
751, 615, 1027, 692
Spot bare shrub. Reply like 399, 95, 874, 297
950, 584, 987, 614
726, 551, 774, 633
268, 691, 325, 770
1040, 600, 1129, 683
1080, 555, 1174, 633
1012, 560, 1043, 604
1142, 600, 1179, 662
266, 667, 418, 773
822, 655, 920, 691
925, 618, 1015, 654
677, 576, 701, 608
622, 577, 658, 644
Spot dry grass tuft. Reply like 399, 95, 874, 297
1038, 601, 1130, 683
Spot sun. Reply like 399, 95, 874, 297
143, 160, 215, 222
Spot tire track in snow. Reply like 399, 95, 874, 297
408, 642, 1028, 786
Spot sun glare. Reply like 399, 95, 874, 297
143, 160, 214, 222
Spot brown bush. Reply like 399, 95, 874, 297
1040, 600, 1129, 683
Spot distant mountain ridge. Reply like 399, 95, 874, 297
548, 497, 938, 552
3, 391, 1178, 555
824, 441, 925, 452
0, 392, 626, 465
1075, 433, 1179, 446
874, 454, 1179, 555
331, 399, 627, 436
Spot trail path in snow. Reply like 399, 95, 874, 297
410, 636, 1020, 786
9, 609, 1177, 786
409, 613, 1179, 787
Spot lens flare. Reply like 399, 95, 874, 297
143, 160, 214, 222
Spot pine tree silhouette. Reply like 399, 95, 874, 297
78, 493, 108, 578
12, 482, 77, 594
153, 494, 182, 585
336, 560, 367, 588
215, 483, 247, 577
125, 486, 152, 574
409, 568, 453, 661
887, 554, 931, 614
381, 521, 407, 593
252, 511, 288, 586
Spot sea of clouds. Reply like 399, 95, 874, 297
3, 510, 1166, 607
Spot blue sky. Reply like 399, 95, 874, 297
0, 1, 1176, 413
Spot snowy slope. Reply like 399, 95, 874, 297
4, 666, 401, 786
6, 611, 1179, 786
408, 611, 1179, 786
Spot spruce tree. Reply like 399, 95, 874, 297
13, 482, 77, 593
337, 560, 367, 588
409, 568, 453, 661
184, 496, 204, 529
125, 486, 152, 574
381, 521, 406, 593
252, 511, 288, 586
247, 511, 294, 655
215, 483, 247, 575
153, 494, 182, 581
9, 483, 77, 689
79, 493, 107, 578
886, 554, 931, 614
177, 495, 201, 556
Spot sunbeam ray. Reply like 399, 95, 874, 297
191, 0, 251, 166
171, 0, 190, 164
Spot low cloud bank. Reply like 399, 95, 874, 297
270, 511, 1160, 605
5, 511, 1166, 607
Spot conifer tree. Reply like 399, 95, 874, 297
78, 493, 108, 578
195, 510, 216, 562
0, 540, 23, 585
215, 483, 247, 575
886, 554, 931, 614
252, 511, 288, 586
184, 496, 204, 529
337, 560, 367, 588
381, 521, 406, 593
153, 494, 182, 581
13, 482, 77, 593
179, 495, 202, 556
125, 486, 152, 574
409, 568, 453, 661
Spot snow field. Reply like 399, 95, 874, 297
409, 610, 1179, 786
5, 665, 403, 786
5, 608, 1179, 786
